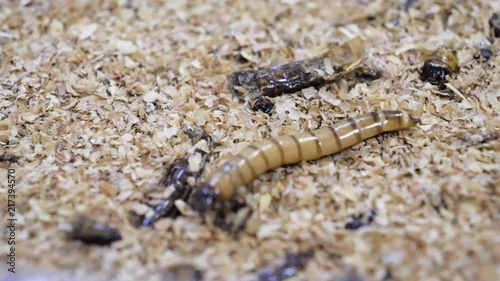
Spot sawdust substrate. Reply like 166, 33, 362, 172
0, 0, 499, 280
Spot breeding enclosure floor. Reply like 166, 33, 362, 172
0, 0, 499, 280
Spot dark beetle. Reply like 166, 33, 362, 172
421, 47, 459, 84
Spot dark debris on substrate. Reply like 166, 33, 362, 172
489, 13, 500, 38
474, 48, 493, 62
251, 95, 275, 114
353, 66, 383, 83
211, 201, 253, 235
68, 215, 122, 246
345, 209, 377, 230
140, 156, 194, 226
161, 264, 204, 281
258, 249, 315, 281
139, 127, 213, 227
0, 154, 19, 163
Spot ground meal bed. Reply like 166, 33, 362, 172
0, 0, 499, 280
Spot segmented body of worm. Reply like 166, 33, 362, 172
190, 111, 420, 211
229, 36, 365, 99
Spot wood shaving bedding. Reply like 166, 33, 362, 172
0, 0, 498, 280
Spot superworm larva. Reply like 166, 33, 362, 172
229, 36, 365, 99
189, 110, 420, 212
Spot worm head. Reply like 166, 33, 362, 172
190, 186, 217, 213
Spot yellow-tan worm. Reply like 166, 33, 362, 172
190, 110, 420, 211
